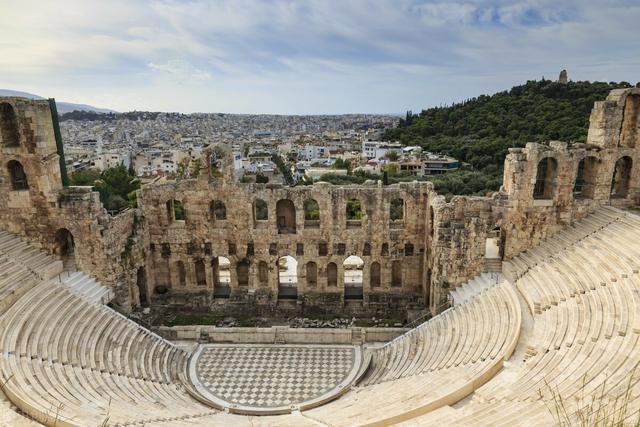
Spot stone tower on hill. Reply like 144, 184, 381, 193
558, 69, 568, 84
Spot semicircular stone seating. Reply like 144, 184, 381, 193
3, 206, 640, 426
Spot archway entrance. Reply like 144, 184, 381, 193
611, 156, 633, 199
343, 255, 364, 300
136, 267, 149, 307
54, 228, 75, 270
277, 255, 298, 299
213, 256, 231, 298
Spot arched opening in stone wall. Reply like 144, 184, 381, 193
155, 261, 170, 294
54, 228, 75, 270
173, 200, 185, 221
346, 198, 362, 220
611, 156, 633, 198
276, 199, 296, 234
254, 199, 268, 221
0, 103, 19, 147
425, 268, 432, 307
370, 262, 381, 288
327, 262, 338, 287
195, 259, 206, 286
304, 198, 320, 228
391, 260, 402, 287
573, 156, 598, 199
306, 261, 317, 287
533, 157, 558, 200
175, 260, 186, 287
258, 261, 269, 285
136, 267, 149, 307
211, 200, 226, 221
390, 198, 404, 221
343, 255, 364, 300
213, 256, 231, 297
7, 160, 28, 191
277, 255, 298, 299
236, 259, 250, 286
620, 94, 640, 148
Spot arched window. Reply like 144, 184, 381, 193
346, 199, 362, 220
343, 256, 364, 300
213, 257, 231, 298
574, 156, 598, 199
136, 267, 148, 307
54, 228, 75, 259
304, 199, 320, 220
0, 103, 19, 147
195, 259, 206, 286
211, 200, 226, 220
391, 260, 402, 287
254, 199, 268, 220
258, 261, 269, 285
173, 200, 185, 221
8, 160, 28, 190
370, 262, 381, 288
236, 259, 250, 286
611, 156, 633, 198
276, 199, 296, 234
327, 262, 338, 287
306, 261, 317, 287
176, 261, 186, 287
620, 94, 640, 148
533, 157, 558, 200
277, 256, 297, 299
390, 198, 404, 221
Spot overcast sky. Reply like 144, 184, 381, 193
1, 0, 639, 114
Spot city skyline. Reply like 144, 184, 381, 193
2, 0, 640, 114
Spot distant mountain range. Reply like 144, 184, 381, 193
0, 89, 116, 114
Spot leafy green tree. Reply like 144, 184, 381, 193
70, 168, 101, 186
255, 173, 269, 183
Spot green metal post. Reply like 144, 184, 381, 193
48, 98, 69, 186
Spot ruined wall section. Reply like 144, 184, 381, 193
428, 194, 503, 312
0, 98, 143, 308
502, 138, 638, 258
137, 178, 431, 317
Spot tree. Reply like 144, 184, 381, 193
70, 168, 101, 186
385, 162, 400, 176
255, 173, 269, 183
386, 151, 400, 162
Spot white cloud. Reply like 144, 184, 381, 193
0, 0, 638, 113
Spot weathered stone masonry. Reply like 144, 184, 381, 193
1, 87, 639, 318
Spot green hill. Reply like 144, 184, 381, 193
384, 79, 634, 197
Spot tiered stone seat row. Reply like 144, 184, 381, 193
363, 281, 520, 386
57, 271, 114, 304
298, 281, 521, 426
0, 279, 212, 426
504, 207, 624, 281
450, 272, 502, 305
399, 208, 640, 426
0, 231, 62, 282
0, 231, 62, 315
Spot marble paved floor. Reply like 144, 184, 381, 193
195, 344, 356, 408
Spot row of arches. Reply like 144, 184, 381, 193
156, 255, 405, 299
165, 197, 406, 232
533, 155, 634, 200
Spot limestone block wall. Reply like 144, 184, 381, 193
428, 194, 503, 312
137, 178, 432, 315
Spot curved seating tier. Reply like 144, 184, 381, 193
399, 208, 640, 425
299, 281, 521, 426
0, 231, 62, 315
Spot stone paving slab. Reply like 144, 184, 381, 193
192, 344, 357, 410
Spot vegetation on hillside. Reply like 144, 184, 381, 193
70, 165, 140, 212
384, 79, 635, 196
